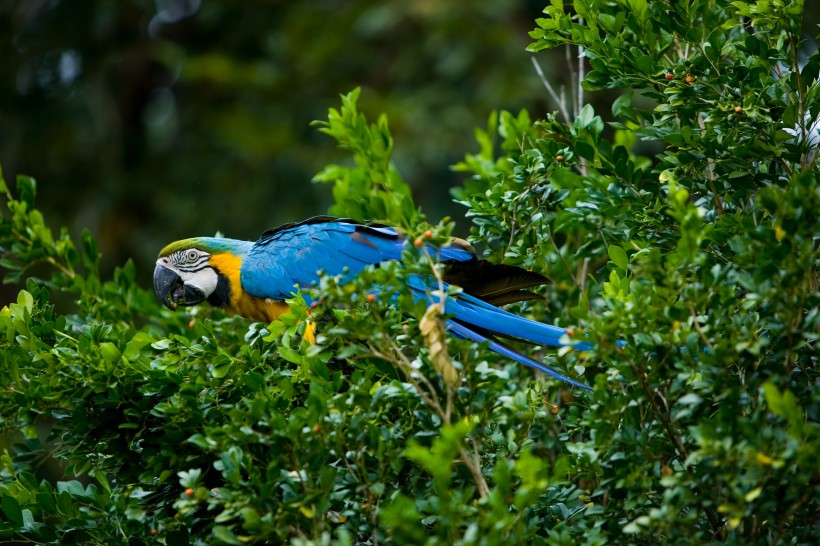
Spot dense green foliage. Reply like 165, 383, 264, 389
1, 1, 819, 544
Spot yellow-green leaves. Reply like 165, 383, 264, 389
312, 88, 420, 229
763, 382, 809, 441
608, 244, 629, 272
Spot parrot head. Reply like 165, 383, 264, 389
153, 237, 250, 311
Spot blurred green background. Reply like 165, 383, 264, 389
0, 0, 573, 288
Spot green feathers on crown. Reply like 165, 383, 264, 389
158, 237, 254, 257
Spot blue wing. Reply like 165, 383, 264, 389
240, 216, 474, 300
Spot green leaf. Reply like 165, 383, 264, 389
612, 91, 636, 121
212, 525, 243, 545
608, 244, 629, 271
763, 382, 804, 439
581, 70, 610, 90
209, 355, 233, 378
575, 141, 596, 160
1, 495, 22, 527
123, 332, 154, 361
278, 346, 305, 365
0, 164, 9, 197
15, 175, 36, 207
99, 342, 121, 363
628, 0, 648, 24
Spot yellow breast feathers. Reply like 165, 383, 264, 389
207, 253, 290, 323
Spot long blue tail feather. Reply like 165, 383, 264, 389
446, 292, 593, 350
407, 276, 591, 349
402, 274, 594, 388
447, 321, 592, 390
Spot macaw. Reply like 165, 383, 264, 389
153, 216, 592, 389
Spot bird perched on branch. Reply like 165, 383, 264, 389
153, 216, 591, 389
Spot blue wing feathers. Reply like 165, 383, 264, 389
244, 219, 408, 299
437, 246, 474, 262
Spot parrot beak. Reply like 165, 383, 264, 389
153, 263, 206, 309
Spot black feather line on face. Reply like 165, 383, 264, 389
207, 272, 231, 308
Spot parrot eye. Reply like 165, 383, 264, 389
168, 248, 207, 269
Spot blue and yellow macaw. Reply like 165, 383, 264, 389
153, 216, 591, 389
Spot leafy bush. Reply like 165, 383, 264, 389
1, 1, 818, 545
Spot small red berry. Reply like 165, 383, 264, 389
366, 293, 376, 303
734, 105, 742, 114
685, 75, 694, 84
188, 319, 195, 328
312, 424, 322, 433
150, 529, 158, 536
556, 155, 564, 162
184, 488, 194, 497
423, 229, 433, 239
665, 73, 674, 81
414, 238, 423, 247
566, 328, 575, 336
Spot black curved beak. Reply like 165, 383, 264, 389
153, 263, 206, 310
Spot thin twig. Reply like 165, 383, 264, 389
531, 57, 572, 124
577, 20, 585, 118
370, 343, 444, 416
688, 305, 714, 351
566, 44, 578, 118
459, 447, 490, 499
549, 229, 580, 289
696, 115, 725, 215
577, 257, 590, 296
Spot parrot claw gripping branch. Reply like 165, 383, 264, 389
154, 216, 592, 390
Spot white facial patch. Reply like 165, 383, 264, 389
179, 266, 218, 296
158, 248, 219, 297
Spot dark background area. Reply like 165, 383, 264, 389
0, 0, 572, 294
